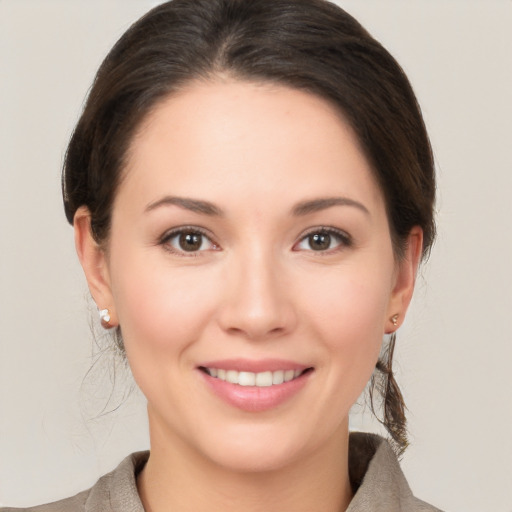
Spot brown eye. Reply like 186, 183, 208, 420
294, 228, 351, 252
179, 232, 203, 251
308, 233, 331, 251
163, 229, 217, 254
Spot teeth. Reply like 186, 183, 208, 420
238, 371, 255, 386
226, 370, 238, 384
206, 368, 305, 387
272, 370, 284, 385
284, 369, 295, 382
255, 371, 273, 387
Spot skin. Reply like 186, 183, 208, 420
75, 80, 422, 512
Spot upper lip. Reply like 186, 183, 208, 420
198, 358, 311, 373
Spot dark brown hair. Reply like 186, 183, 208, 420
63, 0, 435, 453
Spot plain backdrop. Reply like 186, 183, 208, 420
1, 1, 511, 511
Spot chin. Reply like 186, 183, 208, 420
203, 436, 307, 474
190, 416, 346, 475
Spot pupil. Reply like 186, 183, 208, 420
179, 232, 202, 251
310, 233, 330, 250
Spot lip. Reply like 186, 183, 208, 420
198, 359, 313, 413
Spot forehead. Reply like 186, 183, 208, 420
121, 79, 383, 214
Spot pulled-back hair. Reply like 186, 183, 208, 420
63, 0, 436, 454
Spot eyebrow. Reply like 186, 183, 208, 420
145, 195, 369, 217
292, 197, 370, 216
145, 196, 224, 216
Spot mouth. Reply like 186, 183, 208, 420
199, 367, 313, 387
197, 359, 314, 411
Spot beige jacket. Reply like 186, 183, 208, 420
3, 433, 443, 512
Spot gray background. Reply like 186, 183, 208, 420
1, 1, 511, 510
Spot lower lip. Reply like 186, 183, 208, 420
199, 370, 312, 412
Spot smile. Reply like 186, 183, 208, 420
198, 362, 313, 412
201, 367, 306, 387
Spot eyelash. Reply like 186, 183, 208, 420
159, 226, 218, 257
294, 227, 353, 253
158, 226, 352, 256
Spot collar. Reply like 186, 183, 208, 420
83, 432, 440, 512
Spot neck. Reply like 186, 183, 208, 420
137, 416, 353, 512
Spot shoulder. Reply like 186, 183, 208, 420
0, 491, 89, 512
347, 432, 444, 512
1, 451, 149, 512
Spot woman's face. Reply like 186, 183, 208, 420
78, 80, 419, 472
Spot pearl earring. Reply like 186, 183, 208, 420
99, 308, 112, 329
391, 314, 399, 326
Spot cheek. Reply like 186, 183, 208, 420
108, 249, 220, 357
304, 266, 392, 342
108, 256, 224, 409
300, 263, 393, 390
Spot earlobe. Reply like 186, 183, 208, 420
74, 207, 117, 326
386, 227, 423, 333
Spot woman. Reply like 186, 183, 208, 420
3, 0, 441, 510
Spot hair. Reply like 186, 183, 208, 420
63, 0, 435, 454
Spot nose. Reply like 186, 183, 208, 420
217, 249, 297, 341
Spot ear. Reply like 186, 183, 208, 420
385, 226, 423, 333
74, 207, 117, 326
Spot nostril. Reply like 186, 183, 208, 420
224, 324, 287, 340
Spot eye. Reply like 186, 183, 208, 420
161, 228, 218, 255
294, 228, 351, 252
